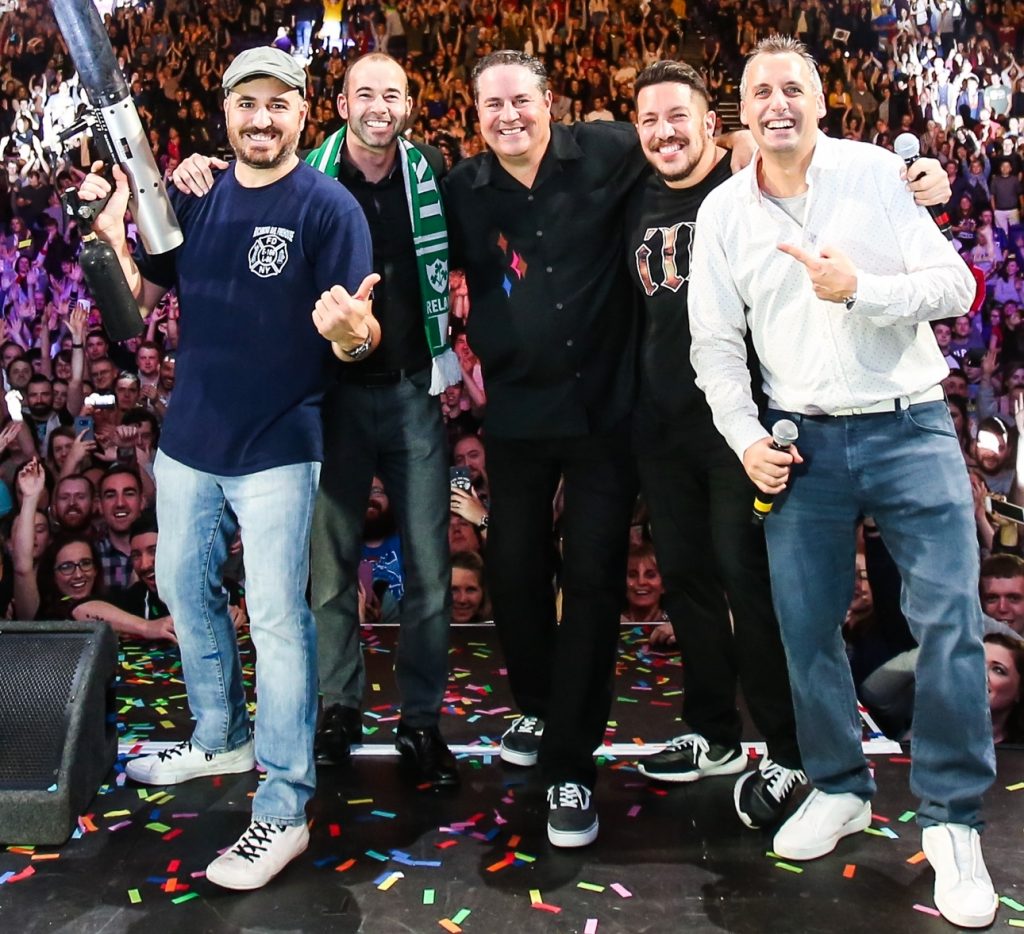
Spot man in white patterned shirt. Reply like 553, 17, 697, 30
689, 36, 996, 930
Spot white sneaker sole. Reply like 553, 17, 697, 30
125, 747, 256, 786
548, 816, 598, 848
499, 744, 539, 767
774, 802, 872, 861
637, 752, 748, 783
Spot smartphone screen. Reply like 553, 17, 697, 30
450, 466, 472, 491
989, 497, 1024, 524
74, 415, 95, 442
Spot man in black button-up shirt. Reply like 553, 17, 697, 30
443, 50, 649, 848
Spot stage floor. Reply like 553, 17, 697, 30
1, 624, 1021, 933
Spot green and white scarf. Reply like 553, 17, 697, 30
307, 128, 461, 395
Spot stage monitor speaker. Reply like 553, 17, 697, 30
0, 620, 118, 845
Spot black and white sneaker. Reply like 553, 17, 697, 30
637, 733, 746, 783
733, 756, 808, 829
546, 782, 598, 847
500, 715, 544, 767
205, 819, 309, 890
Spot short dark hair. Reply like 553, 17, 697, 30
634, 60, 711, 110
130, 507, 158, 539
26, 373, 52, 390
981, 554, 1024, 581
99, 463, 141, 493
472, 50, 548, 100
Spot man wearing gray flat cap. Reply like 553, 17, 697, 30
79, 45, 375, 890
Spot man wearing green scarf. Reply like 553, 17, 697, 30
172, 53, 461, 787
305, 53, 461, 787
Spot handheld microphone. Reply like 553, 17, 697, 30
893, 133, 953, 241
752, 419, 799, 524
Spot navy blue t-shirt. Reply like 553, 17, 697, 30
139, 161, 372, 475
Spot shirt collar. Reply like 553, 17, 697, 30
471, 123, 584, 189
337, 136, 400, 184
745, 130, 839, 203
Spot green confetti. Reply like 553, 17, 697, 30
897, 811, 916, 822
452, 908, 471, 924
423, 888, 435, 906
128, 889, 141, 904
172, 892, 199, 905
577, 882, 605, 892
1001, 896, 1024, 912
775, 861, 804, 874
145, 822, 171, 833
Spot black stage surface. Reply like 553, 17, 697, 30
1, 623, 1021, 933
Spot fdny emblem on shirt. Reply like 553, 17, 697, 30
248, 225, 295, 278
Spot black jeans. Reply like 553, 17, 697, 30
486, 422, 636, 789
637, 416, 801, 768
311, 370, 451, 727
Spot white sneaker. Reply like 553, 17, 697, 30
922, 823, 998, 928
125, 738, 255, 786
205, 820, 309, 891
773, 788, 871, 861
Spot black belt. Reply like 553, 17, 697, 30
337, 364, 429, 387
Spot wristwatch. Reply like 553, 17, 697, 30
844, 292, 857, 310
477, 514, 490, 531
344, 330, 373, 361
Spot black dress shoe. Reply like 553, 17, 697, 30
315, 704, 362, 764
394, 722, 460, 788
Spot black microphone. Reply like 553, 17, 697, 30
893, 133, 954, 241
752, 419, 799, 524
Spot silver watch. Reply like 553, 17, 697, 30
345, 331, 373, 360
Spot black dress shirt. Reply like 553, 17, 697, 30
443, 121, 649, 439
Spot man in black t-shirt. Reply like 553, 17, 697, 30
626, 61, 805, 830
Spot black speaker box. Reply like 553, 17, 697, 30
0, 620, 118, 845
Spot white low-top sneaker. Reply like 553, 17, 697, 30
206, 820, 310, 891
922, 823, 998, 929
125, 738, 255, 786
772, 788, 871, 860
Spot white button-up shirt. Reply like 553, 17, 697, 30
689, 132, 975, 460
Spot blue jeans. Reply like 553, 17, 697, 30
311, 369, 451, 726
155, 452, 321, 826
764, 402, 995, 828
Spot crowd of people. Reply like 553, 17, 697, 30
0, 0, 1021, 925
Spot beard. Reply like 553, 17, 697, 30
228, 122, 301, 170
650, 133, 708, 184
363, 504, 397, 541
347, 113, 405, 151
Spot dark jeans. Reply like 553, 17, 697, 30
486, 422, 636, 789
637, 417, 801, 768
311, 369, 451, 727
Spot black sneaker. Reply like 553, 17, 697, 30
733, 756, 807, 829
500, 715, 544, 767
637, 733, 747, 783
546, 782, 598, 847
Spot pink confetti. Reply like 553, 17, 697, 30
611, 883, 633, 898
912, 904, 941, 917
584, 920, 599, 934
627, 805, 641, 818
